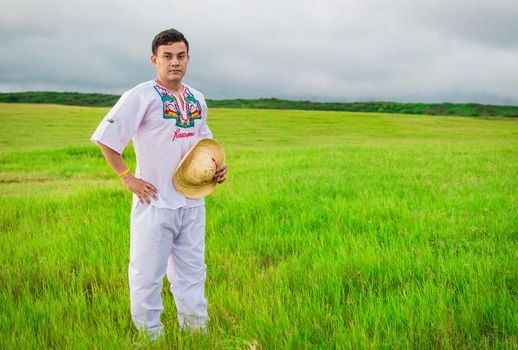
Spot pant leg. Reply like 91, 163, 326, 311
166, 205, 209, 332
129, 203, 174, 337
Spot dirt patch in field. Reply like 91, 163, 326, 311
0, 176, 55, 184
0, 177, 119, 198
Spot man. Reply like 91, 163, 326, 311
91, 28, 227, 338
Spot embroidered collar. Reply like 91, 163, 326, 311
153, 82, 189, 117
153, 81, 186, 97
152, 81, 203, 127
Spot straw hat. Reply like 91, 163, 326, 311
173, 138, 225, 199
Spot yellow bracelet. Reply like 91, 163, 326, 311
118, 169, 130, 177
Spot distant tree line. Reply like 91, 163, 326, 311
1, 91, 517, 117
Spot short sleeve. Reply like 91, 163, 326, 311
90, 89, 147, 154
198, 94, 213, 139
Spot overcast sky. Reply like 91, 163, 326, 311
1, 0, 518, 104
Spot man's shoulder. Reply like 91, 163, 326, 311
184, 83, 206, 101
124, 80, 156, 97
114, 81, 158, 108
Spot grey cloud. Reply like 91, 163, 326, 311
363, 0, 518, 49
1, 0, 517, 104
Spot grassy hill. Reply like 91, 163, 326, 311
1, 91, 517, 117
1, 103, 517, 348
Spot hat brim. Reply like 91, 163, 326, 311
173, 138, 225, 199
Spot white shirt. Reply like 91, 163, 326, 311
91, 80, 213, 209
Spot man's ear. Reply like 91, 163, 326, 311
150, 55, 157, 65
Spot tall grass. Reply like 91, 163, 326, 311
1, 103, 517, 348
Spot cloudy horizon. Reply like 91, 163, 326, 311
1, 0, 518, 105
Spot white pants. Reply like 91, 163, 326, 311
128, 203, 209, 337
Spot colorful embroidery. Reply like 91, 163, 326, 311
153, 84, 202, 128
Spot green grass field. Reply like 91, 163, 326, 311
1, 103, 517, 349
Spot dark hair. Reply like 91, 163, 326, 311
152, 28, 189, 55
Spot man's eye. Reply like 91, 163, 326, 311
178, 55, 185, 59
164, 55, 171, 59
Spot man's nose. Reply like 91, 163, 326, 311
170, 57, 180, 66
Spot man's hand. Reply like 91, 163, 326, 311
121, 173, 158, 204
213, 163, 227, 184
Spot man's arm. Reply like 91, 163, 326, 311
98, 142, 158, 204
199, 96, 226, 184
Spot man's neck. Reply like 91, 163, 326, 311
155, 78, 183, 96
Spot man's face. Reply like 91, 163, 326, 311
151, 41, 189, 85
